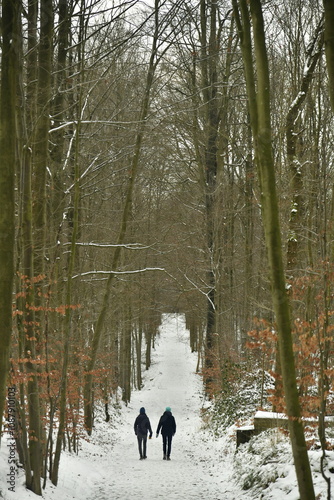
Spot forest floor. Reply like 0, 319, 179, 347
1, 313, 333, 499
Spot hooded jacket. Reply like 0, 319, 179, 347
134, 413, 153, 437
156, 411, 176, 437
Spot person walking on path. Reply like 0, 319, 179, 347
156, 406, 176, 460
134, 407, 153, 460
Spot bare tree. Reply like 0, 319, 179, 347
323, 0, 334, 113
233, 0, 315, 498
0, 0, 19, 438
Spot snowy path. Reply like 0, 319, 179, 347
88, 314, 253, 500
0, 314, 253, 500
1, 314, 332, 499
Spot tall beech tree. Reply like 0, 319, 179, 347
233, 0, 315, 498
26, 1, 53, 493
15, 0, 38, 489
51, 3, 84, 482
199, 0, 222, 388
0, 0, 19, 438
49, 0, 71, 229
323, 0, 334, 114
32, 0, 53, 297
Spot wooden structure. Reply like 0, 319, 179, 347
236, 410, 334, 447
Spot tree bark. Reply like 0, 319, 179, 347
51, 71, 82, 488
323, 0, 334, 274
0, 0, 19, 437
199, 0, 221, 391
323, 0, 334, 112
32, 0, 53, 301
50, 0, 70, 229
15, 0, 38, 486
120, 304, 132, 403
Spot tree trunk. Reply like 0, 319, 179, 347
0, 0, 19, 437
22, 2, 53, 493
199, 0, 221, 392
323, 0, 334, 271
50, 0, 70, 232
120, 305, 132, 404
323, 0, 334, 113
145, 324, 152, 371
234, 1, 315, 498
32, 0, 53, 318
136, 320, 143, 390
21, 105, 43, 496
15, 0, 38, 486
22, 94, 43, 496
51, 76, 82, 488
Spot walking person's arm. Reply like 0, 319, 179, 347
156, 417, 162, 437
147, 417, 153, 438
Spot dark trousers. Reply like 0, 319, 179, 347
137, 434, 147, 458
162, 434, 173, 457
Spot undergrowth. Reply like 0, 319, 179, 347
205, 368, 274, 436
233, 428, 291, 493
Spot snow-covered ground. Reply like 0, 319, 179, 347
1, 313, 333, 499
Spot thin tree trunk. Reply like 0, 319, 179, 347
136, 320, 143, 389
50, 0, 70, 229
32, 0, 53, 312
22, 139, 42, 494
51, 86, 82, 489
23, 2, 53, 493
323, 0, 334, 113
21, 121, 43, 495
243, 122, 254, 345
145, 324, 152, 370
120, 305, 132, 403
15, 0, 37, 485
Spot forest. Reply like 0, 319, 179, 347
1, 0, 334, 498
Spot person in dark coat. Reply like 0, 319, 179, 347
134, 407, 153, 460
156, 406, 176, 460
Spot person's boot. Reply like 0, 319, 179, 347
167, 456, 171, 461
163, 454, 166, 460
